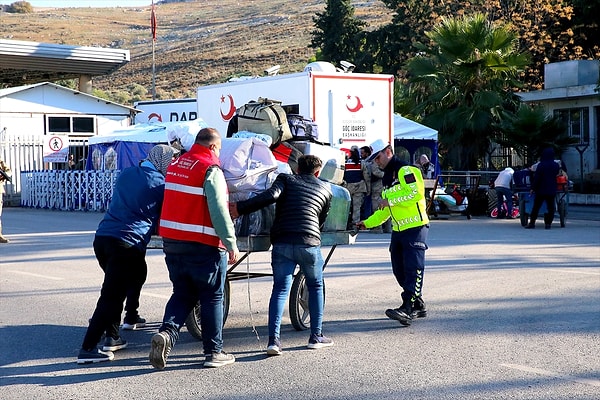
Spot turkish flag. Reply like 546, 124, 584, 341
151, 1, 157, 41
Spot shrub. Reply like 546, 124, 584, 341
7, 1, 33, 13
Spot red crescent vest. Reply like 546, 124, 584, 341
159, 144, 224, 248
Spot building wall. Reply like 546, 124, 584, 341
536, 99, 598, 186
0, 84, 133, 198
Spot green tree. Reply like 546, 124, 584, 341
359, 0, 461, 75
311, 0, 366, 66
362, 0, 589, 90
404, 13, 529, 170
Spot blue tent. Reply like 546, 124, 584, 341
86, 121, 207, 171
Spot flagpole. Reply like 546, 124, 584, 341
152, 40, 156, 100
151, 0, 156, 100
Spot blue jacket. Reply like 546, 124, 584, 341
95, 161, 166, 250
532, 148, 560, 196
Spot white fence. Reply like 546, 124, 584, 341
1, 131, 91, 205
20, 170, 120, 212
0, 132, 45, 198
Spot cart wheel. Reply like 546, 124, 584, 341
558, 198, 567, 227
289, 272, 326, 331
185, 279, 231, 341
519, 197, 528, 227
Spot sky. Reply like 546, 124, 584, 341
26, 1, 152, 8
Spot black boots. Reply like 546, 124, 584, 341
412, 296, 427, 318
386, 293, 427, 326
385, 305, 413, 326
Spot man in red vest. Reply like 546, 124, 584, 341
149, 127, 240, 370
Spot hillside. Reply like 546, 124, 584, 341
0, 0, 391, 102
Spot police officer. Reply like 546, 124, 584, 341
357, 139, 429, 326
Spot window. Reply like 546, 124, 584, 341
47, 116, 96, 135
73, 117, 95, 133
48, 117, 70, 132
554, 108, 590, 144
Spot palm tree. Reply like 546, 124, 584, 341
495, 104, 577, 166
403, 13, 529, 170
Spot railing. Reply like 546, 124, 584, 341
20, 170, 120, 212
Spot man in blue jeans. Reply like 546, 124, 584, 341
150, 128, 240, 370
229, 155, 333, 356
494, 167, 515, 218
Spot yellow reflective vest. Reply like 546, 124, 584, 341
363, 165, 429, 232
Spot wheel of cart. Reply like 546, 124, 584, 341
556, 180, 570, 227
184, 232, 355, 339
185, 280, 231, 341
518, 193, 528, 227
289, 271, 318, 331
517, 185, 569, 228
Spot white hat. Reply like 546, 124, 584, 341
366, 139, 390, 162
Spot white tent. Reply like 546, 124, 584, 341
86, 120, 207, 170
393, 114, 437, 140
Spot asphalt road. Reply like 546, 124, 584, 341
1, 206, 599, 400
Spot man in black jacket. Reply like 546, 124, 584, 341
525, 147, 561, 229
229, 155, 333, 356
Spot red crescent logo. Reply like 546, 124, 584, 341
346, 95, 364, 113
220, 94, 236, 121
147, 112, 162, 122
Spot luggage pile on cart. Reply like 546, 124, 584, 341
164, 108, 355, 338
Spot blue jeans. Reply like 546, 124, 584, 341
160, 239, 228, 354
495, 187, 513, 217
389, 225, 429, 300
270, 243, 325, 338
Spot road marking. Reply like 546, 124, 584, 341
538, 268, 600, 276
6, 230, 96, 238
500, 363, 600, 387
7, 270, 64, 280
141, 291, 170, 300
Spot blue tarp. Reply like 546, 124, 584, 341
85, 121, 207, 171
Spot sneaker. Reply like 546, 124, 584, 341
266, 336, 282, 356
204, 351, 235, 368
307, 333, 334, 349
385, 307, 413, 326
412, 298, 427, 318
77, 347, 114, 364
102, 336, 128, 352
122, 316, 146, 330
0, 236, 8, 243
149, 332, 172, 370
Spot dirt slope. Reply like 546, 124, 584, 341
1, 0, 391, 101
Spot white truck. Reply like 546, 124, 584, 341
195, 62, 394, 149
133, 98, 198, 124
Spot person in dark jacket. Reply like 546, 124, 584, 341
525, 147, 561, 229
229, 155, 333, 356
77, 144, 176, 364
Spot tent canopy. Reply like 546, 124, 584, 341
86, 120, 207, 171
393, 114, 439, 176
393, 114, 437, 141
